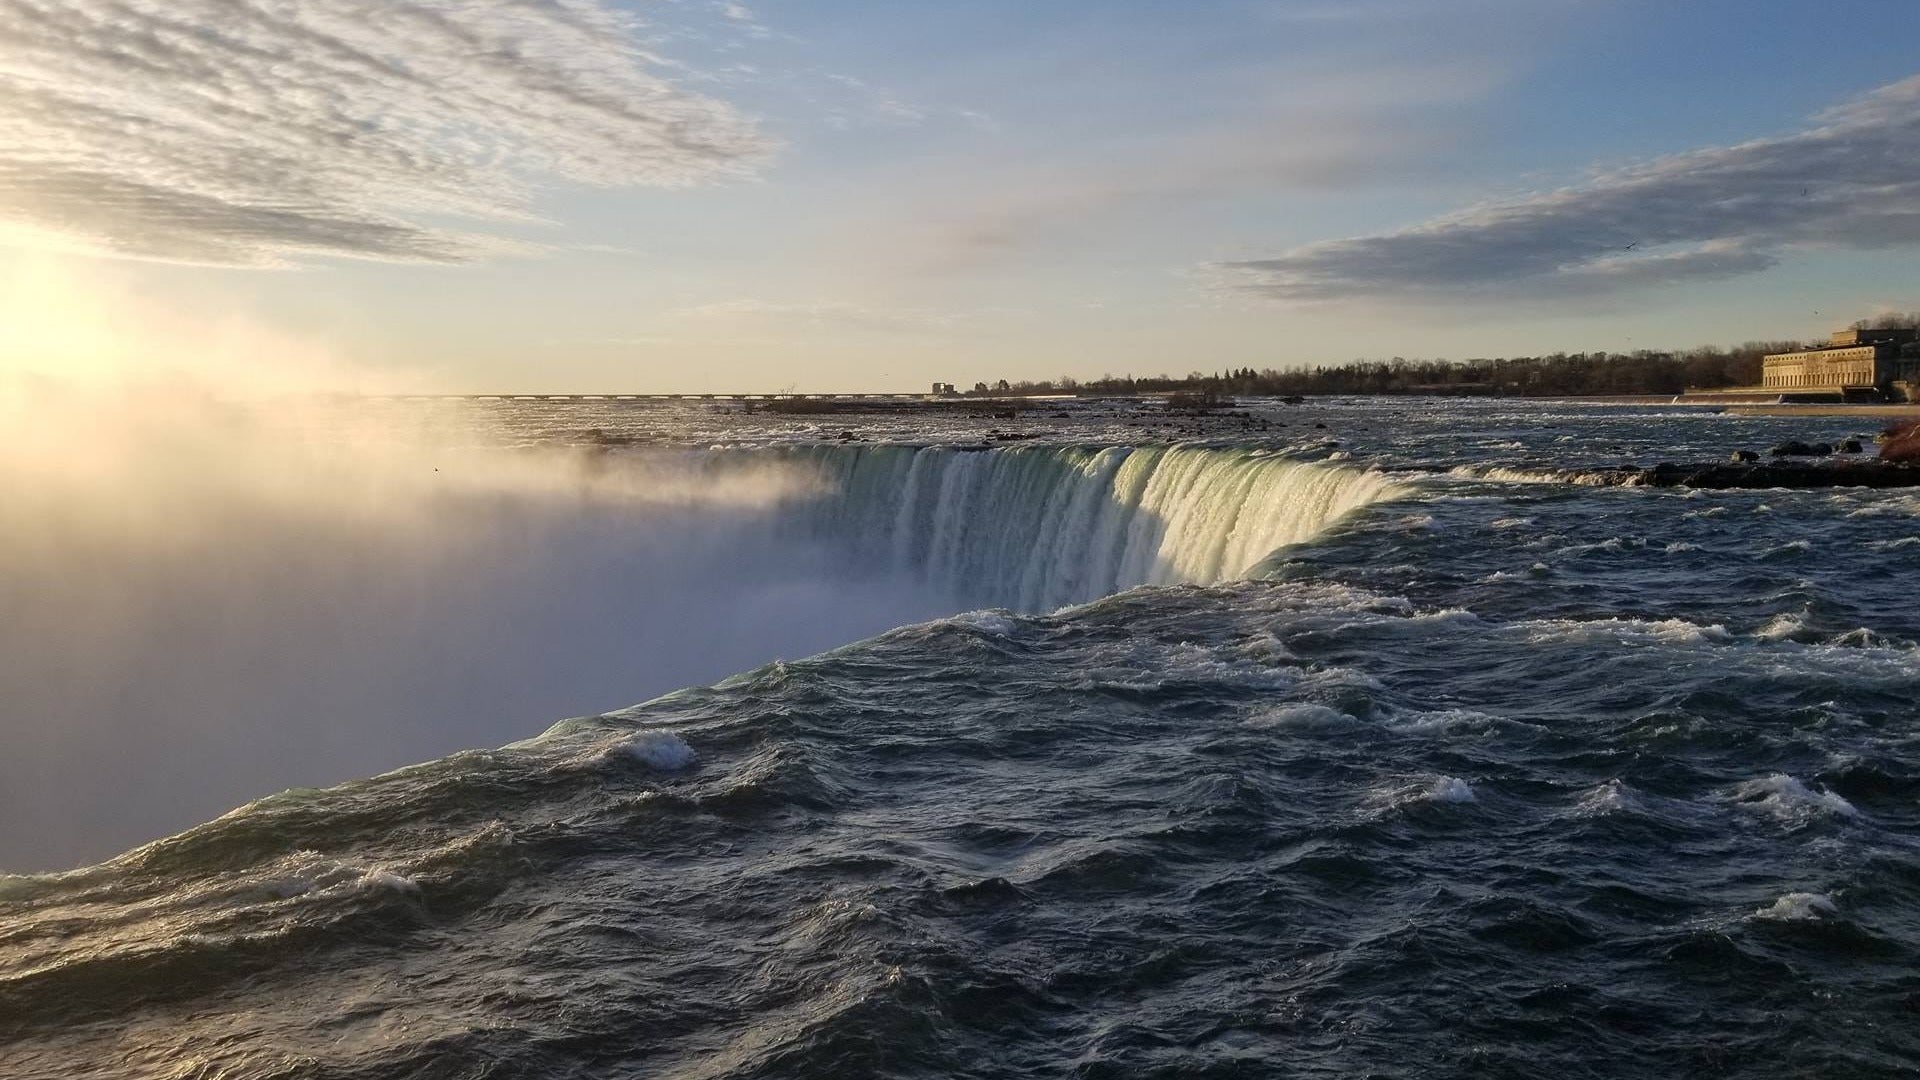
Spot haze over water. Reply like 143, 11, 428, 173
6, 398, 1920, 1076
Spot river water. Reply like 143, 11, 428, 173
3, 398, 1916, 1077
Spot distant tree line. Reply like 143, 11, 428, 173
1852, 311, 1920, 331
953, 312, 1920, 399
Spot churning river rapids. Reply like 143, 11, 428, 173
3, 397, 1918, 1078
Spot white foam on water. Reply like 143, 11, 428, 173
1745, 637, 1920, 681
1297, 667, 1388, 693
1410, 608, 1481, 627
1305, 602, 1481, 645
356, 868, 420, 895
1845, 494, 1920, 518
1754, 892, 1838, 921
1520, 616, 1732, 647
1555, 535, 1644, 557
1244, 704, 1358, 731
1757, 613, 1813, 642
1428, 777, 1477, 803
1451, 465, 1614, 486
1388, 707, 1530, 737
1574, 779, 1640, 817
220, 853, 387, 904
947, 610, 1021, 636
1730, 774, 1858, 823
1071, 638, 1299, 694
1359, 778, 1445, 820
615, 731, 699, 771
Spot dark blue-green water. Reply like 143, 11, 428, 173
4, 399, 1917, 1077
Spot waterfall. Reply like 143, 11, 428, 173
0, 433, 1405, 868
755, 444, 1407, 611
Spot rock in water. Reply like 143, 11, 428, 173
1882, 420, 1920, 463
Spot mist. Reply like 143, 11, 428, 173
0, 262, 1406, 872
0, 374, 964, 872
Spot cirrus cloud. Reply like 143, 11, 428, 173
0, 0, 771, 266
1221, 74, 1920, 301
671, 298, 964, 335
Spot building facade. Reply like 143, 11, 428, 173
1762, 328, 1917, 394
1761, 344, 1883, 389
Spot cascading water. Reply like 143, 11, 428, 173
756, 443, 1408, 611
14, 402, 1920, 1079
0, 426, 1406, 871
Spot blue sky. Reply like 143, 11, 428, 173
2, 0, 1918, 391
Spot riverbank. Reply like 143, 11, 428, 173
1625, 460, 1920, 489
1537, 395, 1920, 419
1720, 403, 1920, 418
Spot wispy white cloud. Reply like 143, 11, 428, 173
1221, 74, 1920, 302
0, 0, 772, 266
672, 298, 961, 334
859, 63, 1498, 276
710, 0, 772, 40
820, 72, 928, 129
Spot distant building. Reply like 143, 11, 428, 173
929, 382, 958, 396
1762, 328, 1918, 396
1829, 328, 1918, 347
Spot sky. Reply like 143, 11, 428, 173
0, 0, 1917, 392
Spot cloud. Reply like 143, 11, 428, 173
0, 0, 772, 266
1220, 74, 1920, 302
820, 73, 928, 130
672, 298, 960, 335
849, 60, 1506, 278
905, 122, 1428, 264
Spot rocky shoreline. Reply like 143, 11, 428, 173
1616, 420, 1920, 488
1625, 460, 1920, 489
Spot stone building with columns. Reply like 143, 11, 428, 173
1762, 328, 1918, 398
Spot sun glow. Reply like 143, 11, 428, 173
0, 253, 371, 396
